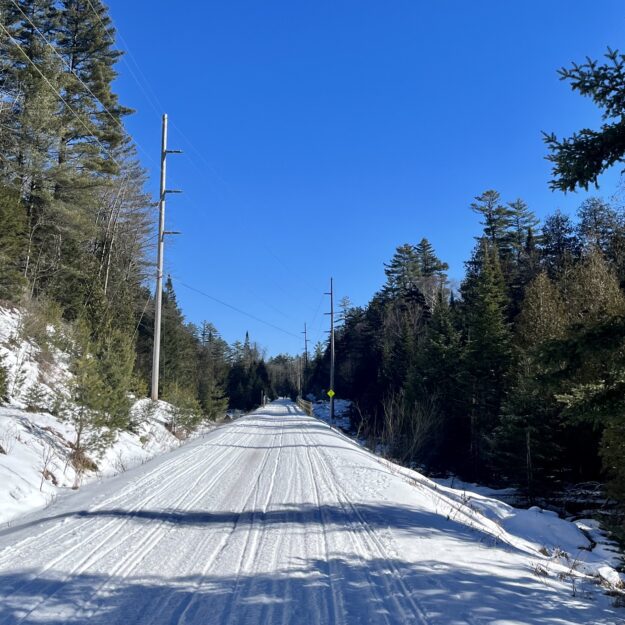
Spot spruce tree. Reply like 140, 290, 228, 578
494, 272, 568, 499
541, 210, 579, 279
544, 48, 625, 192
461, 239, 512, 478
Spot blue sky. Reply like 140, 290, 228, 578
107, 0, 624, 355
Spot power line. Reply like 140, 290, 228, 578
0, 20, 120, 168
174, 279, 302, 341
84, 0, 164, 121
83, 1, 326, 320
10, 0, 156, 167
80, 1, 327, 342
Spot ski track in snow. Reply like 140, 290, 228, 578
0, 400, 622, 625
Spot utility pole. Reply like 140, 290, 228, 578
301, 322, 309, 395
151, 113, 182, 401
325, 277, 335, 422
302, 323, 309, 369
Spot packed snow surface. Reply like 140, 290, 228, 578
0, 401, 622, 624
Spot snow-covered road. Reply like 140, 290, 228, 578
0, 400, 621, 624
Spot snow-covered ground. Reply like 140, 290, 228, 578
313, 397, 352, 429
0, 305, 211, 526
0, 400, 196, 526
0, 400, 623, 624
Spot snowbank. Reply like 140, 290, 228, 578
0, 305, 212, 526
312, 398, 352, 429
313, 395, 625, 596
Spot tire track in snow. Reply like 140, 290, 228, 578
169, 417, 285, 625
217, 420, 285, 625
302, 431, 346, 625
308, 435, 432, 625
0, 424, 239, 568
71, 432, 256, 623
3, 429, 254, 624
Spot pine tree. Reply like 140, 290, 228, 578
196, 321, 228, 419
508, 199, 540, 263
577, 197, 618, 254
62, 317, 134, 478
383, 243, 420, 294
55, 0, 131, 176
414, 238, 449, 308
0, 185, 27, 299
470, 190, 514, 255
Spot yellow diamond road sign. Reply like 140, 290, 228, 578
327, 389, 335, 398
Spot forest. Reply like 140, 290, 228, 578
307, 194, 625, 509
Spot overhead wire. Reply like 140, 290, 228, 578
84, 0, 164, 121
172, 277, 302, 341
0, 20, 121, 168
0, 6, 304, 351
79, 2, 329, 350
8, 0, 155, 168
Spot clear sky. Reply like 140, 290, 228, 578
107, 0, 624, 355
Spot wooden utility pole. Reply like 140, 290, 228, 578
151, 114, 182, 401
325, 277, 335, 422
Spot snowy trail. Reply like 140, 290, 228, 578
0, 401, 622, 624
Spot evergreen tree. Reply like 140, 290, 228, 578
543, 316, 625, 499
196, 321, 228, 419
55, 0, 131, 175
0, 354, 7, 403
541, 210, 579, 279
544, 251, 625, 483
62, 317, 134, 478
508, 199, 540, 264
0, 185, 27, 298
408, 292, 464, 470
383, 243, 420, 295
577, 197, 618, 254
544, 48, 625, 192
159, 276, 197, 396
494, 272, 568, 499
461, 239, 512, 478
414, 238, 449, 308
470, 190, 513, 255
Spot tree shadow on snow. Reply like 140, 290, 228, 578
0, 554, 620, 625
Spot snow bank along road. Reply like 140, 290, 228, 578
0, 401, 621, 624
